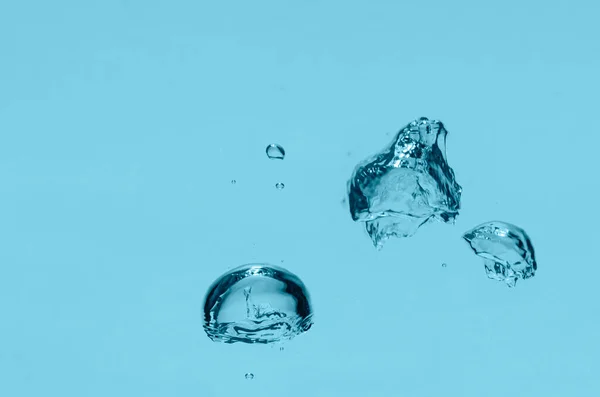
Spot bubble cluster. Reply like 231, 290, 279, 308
344, 117, 538, 284
202, 116, 540, 372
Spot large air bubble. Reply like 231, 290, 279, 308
347, 117, 462, 248
202, 264, 313, 344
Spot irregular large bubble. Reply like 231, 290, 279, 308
462, 221, 537, 287
202, 264, 313, 344
347, 117, 462, 248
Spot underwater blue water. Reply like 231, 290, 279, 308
1, 1, 599, 396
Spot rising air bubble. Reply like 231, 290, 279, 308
266, 144, 285, 160
202, 264, 313, 344
462, 221, 537, 287
347, 117, 462, 249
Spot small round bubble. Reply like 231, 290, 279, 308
245, 373, 254, 380
266, 144, 285, 160
275, 182, 285, 190
231, 179, 236, 184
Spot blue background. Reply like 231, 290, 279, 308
1, 1, 598, 396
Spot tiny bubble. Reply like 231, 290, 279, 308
442, 263, 447, 267
231, 179, 236, 184
276, 182, 285, 190
245, 373, 254, 380
279, 346, 284, 351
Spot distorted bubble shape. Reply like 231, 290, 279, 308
462, 221, 537, 288
202, 263, 313, 344
266, 144, 286, 160
347, 117, 462, 249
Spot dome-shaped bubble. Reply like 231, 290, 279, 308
202, 264, 313, 344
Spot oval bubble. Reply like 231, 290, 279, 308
202, 263, 313, 344
266, 144, 285, 160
